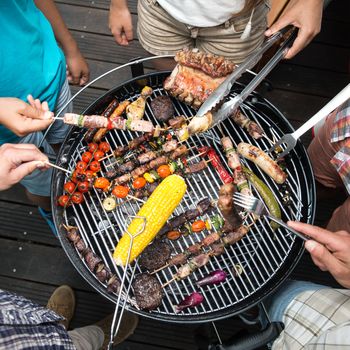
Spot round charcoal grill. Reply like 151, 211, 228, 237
52, 70, 315, 323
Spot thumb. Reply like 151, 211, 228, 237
305, 239, 342, 273
19, 104, 53, 120
11, 160, 48, 182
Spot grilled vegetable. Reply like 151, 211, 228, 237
166, 230, 181, 240
93, 150, 104, 161
88, 142, 98, 153
112, 185, 129, 198
113, 174, 187, 266
76, 161, 88, 171
196, 270, 227, 287
98, 142, 110, 153
77, 181, 89, 193
89, 160, 100, 172
143, 172, 154, 183
174, 292, 204, 313
243, 167, 281, 230
58, 195, 70, 207
192, 220, 206, 232
133, 177, 147, 189
82, 151, 93, 163
103, 197, 117, 211
71, 192, 84, 204
64, 181, 76, 194
94, 177, 110, 191
157, 164, 171, 178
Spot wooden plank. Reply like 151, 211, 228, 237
0, 238, 92, 291
0, 202, 57, 246
56, 0, 137, 14
71, 30, 151, 65
0, 183, 31, 205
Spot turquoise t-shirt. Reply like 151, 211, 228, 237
0, 0, 66, 143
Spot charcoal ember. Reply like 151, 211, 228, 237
107, 275, 121, 294
84, 250, 102, 272
132, 273, 163, 310
139, 241, 172, 271
150, 95, 174, 123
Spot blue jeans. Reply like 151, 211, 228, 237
261, 280, 327, 328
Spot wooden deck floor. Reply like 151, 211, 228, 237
0, 1, 349, 348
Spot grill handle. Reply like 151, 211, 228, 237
209, 322, 284, 350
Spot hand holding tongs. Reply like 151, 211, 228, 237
196, 26, 297, 121
268, 83, 350, 158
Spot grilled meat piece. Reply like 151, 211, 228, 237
133, 273, 163, 310
168, 253, 188, 266
139, 241, 172, 271
84, 251, 102, 272
107, 275, 121, 294
137, 151, 157, 165
66, 226, 80, 243
202, 232, 221, 246
222, 226, 249, 245
150, 95, 175, 123
211, 242, 225, 256
231, 109, 263, 139
185, 160, 208, 174
187, 243, 202, 255
117, 161, 135, 174
190, 253, 210, 268
169, 145, 188, 160
75, 239, 87, 253
197, 198, 213, 214
96, 263, 111, 282
174, 48, 235, 78
218, 183, 242, 232
185, 209, 200, 221
168, 115, 186, 129
162, 139, 178, 153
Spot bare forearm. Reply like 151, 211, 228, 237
110, 0, 129, 10
34, 0, 78, 55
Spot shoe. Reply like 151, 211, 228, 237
38, 207, 57, 236
95, 311, 138, 349
47, 285, 75, 330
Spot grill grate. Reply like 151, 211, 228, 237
52, 72, 315, 322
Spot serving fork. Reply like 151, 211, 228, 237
268, 83, 350, 158
233, 192, 308, 241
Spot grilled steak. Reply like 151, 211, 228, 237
133, 274, 163, 310
150, 95, 174, 123
139, 241, 172, 271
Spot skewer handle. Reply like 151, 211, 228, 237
45, 161, 71, 174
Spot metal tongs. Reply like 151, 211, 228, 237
196, 26, 297, 124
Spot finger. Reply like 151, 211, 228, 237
34, 99, 42, 110
42, 101, 49, 112
27, 95, 36, 108
305, 239, 344, 275
18, 104, 53, 120
19, 118, 53, 134
69, 72, 80, 85
284, 29, 313, 59
8, 143, 38, 150
10, 160, 49, 182
124, 28, 133, 41
287, 221, 344, 251
79, 71, 90, 86
265, 16, 291, 36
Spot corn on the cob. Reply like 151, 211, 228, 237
113, 174, 187, 266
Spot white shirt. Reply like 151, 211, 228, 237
156, 0, 246, 27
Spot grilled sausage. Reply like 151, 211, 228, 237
237, 143, 287, 184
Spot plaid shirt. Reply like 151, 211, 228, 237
0, 289, 76, 350
329, 99, 350, 195
272, 288, 350, 349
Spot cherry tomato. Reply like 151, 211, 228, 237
64, 181, 76, 194
71, 170, 86, 184
192, 220, 206, 232
99, 142, 110, 153
112, 185, 129, 198
132, 177, 146, 189
76, 161, 88, 172
81, 151, 93, 163
94, 177, 110, 191
157, 164, 171, 178
58, 195, 70, 207
85, 170, 95, 181
71, 192, 84, 204
94, 150, 105, 161
89, 161, 100, 172
88, 142, 98, 153
78, 181, 90, 193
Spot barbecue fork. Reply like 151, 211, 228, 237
233, 192, 308, 241
268, 83, 350, 158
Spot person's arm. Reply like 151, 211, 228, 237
109, 0, 133, 46
288, 221, 350, 288
34, 0, 90, 86
0, 97, 53, 137
0, 143, 49, 191
265, 0, 323, 59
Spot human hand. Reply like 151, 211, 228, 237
109, 1, 133, 46
65, 48, 90, 86
288, 221, 350, 288
0, 143, 49, 190
0, 97, 53, 137
265, 0, 323, 59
